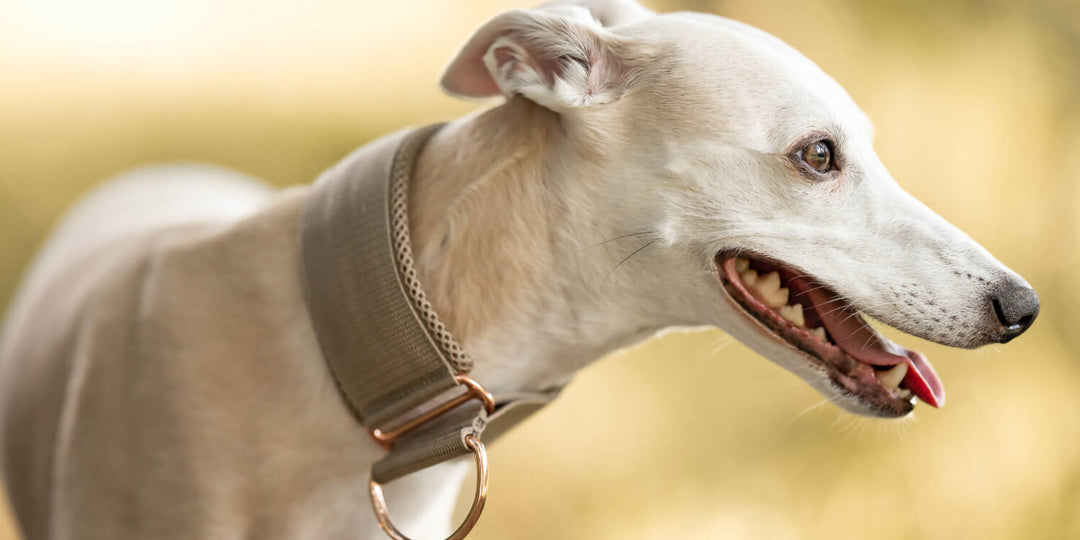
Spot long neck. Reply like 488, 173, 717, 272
409, 98, 671, 393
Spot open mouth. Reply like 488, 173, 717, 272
716, 252, 946, 417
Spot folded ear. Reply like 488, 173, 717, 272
539, 0, 654, 27
439, 6, 640, 110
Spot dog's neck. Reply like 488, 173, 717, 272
407, 97, 689, 394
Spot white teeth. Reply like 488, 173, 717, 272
897, 389, 914, 400
753, 272, 789, 308
734, 265, 813, 334
740, 269, 758, 287
874, 362, 909, 389
778, 304, 805, 327
757, 271, 781, 294
764, 287, 789, 308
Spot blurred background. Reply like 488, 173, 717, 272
1, 0, 1078, 538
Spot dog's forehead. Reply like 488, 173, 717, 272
624, 12, 873, 148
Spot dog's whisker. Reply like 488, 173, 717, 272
602, 239, 657, 287
788, 398, 829, 425
837, 308, 871, 326
818, 301, 856, 318
814, 296, 850, 310
826, 412, 848, 434
791, 283, 830, 295
688, 333, 731, 369
583, 230, 656, 250
694, 336, 734, 371
860, 332, 877, 351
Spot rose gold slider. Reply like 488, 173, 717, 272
369, 375, 495, 449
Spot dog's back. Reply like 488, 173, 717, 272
0, 166, 272, 538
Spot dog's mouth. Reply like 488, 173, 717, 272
716, 252, 945, 417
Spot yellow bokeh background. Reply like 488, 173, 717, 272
1, 0, 1078, 538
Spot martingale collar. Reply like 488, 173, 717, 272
299, 124, 559, 537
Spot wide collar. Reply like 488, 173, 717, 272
299, 124, 560, 483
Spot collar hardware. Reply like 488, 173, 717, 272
370, 434, 488, 540
369, 375, 495, 450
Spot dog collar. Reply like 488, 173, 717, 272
299, 124, 559, 537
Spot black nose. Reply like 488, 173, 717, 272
991, 281, 1040, 343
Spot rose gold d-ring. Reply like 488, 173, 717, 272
369, 435, 488, 540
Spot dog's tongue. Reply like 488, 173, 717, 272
804, 286, 946, 408
902, 350, 945, 408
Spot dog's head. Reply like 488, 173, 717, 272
440, 0, 1039, 417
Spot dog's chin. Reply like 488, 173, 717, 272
714, 251, 947, 418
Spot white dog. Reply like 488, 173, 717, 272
0, 0, 1039, 538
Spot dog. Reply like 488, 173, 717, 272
0, 0, 1040, 538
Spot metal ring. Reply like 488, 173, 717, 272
370, 375, 495, 449
369, 435, 488, 540
453, 375, 496, 415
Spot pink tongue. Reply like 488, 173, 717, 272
804, 286, 946, 408
903, 351, 946, 408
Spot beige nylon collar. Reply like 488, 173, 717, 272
299, 124, 559, 483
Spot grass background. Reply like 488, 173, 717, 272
2, 0, 1079, 538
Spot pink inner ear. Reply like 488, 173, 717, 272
441, 9, 573, 99
440, 9, 618, 102
491, 41, 562, 88
493, 46, 517, 67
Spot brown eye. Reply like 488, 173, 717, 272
800, 140, 834, 173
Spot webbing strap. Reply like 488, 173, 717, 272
302, 125, 458, 429
299, 125, 559, 484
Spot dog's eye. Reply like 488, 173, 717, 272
799, 140, 834, 174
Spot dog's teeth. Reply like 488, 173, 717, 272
734, 257, 750, 273
764, 287, 789, 308
753, 271, 788, 308
897, 388, 914, 400
874, 363, 909, 389
740, 269, 758, 287
757, 271, 781, 295
778, 304, 805, 327
809, 327, 827, 341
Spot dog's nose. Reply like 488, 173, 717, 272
991, 280, 1040, 343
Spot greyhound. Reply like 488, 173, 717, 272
0, 0, 1040, 538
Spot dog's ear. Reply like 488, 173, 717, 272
440, 6, 644, 110
539, 0, 654, 27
